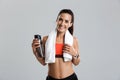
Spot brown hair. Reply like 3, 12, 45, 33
57, 9, 74, 35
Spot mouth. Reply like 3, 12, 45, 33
59, 26, 64, 30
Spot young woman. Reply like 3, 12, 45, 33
32, 9, 80, 80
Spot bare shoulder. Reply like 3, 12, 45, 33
73, 36, 79, 48
42, 36, 48, 43
43, 36, 48, 41
73, 36, 79, 44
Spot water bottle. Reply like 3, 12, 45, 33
34, 34, 43, 57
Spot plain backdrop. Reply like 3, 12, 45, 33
0, 0, 120, 80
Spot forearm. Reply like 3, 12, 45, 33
36, 56, 46, 66
33, 50, 46, 66
32, 37, 47, 66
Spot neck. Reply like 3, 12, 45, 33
57, 32, 65, 38
56, 31, 65, 43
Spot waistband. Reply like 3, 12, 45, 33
46, 73, 78, 80
55, 55, 63, 58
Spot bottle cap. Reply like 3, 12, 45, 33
34, 34, 41, 39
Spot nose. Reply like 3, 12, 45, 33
61, 21, 65, 26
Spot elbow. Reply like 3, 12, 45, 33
73, 58, 80, 66
42, 63, 47, 66
74, 61, 80, 66
74, 63, 79, 66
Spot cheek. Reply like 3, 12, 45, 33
66, 23, 71, 28
56, 21, 61, 25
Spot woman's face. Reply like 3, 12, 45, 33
56, 13, 72, 33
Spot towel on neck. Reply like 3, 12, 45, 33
45, 29, 73, 63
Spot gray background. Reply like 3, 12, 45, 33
0, 0, 120, 80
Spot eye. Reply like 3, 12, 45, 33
58, 18, 62, 21
65, 20, 69, 23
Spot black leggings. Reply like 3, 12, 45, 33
46, 73, 78, 80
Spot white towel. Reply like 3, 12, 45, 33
45, 29, 73, 63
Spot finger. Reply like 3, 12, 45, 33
64, 45, 71, 49
64, 44, 71, 47
32, 42, 40, 47
34, 45, 40, 48
63, 47, 69, 51
63, 47, 70, 52
32, 41, 39, 46
32, 42, 40, 46
32, 39, 40, 45
33, 39, 40, 43
62, 50, 69, 53
34, 42, 40, 46
63, 46, 70, 50
33, 38, 37, 41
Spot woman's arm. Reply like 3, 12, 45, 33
32, 36, 48, 66
63, 37, 80, 66
72, 37, 80, 66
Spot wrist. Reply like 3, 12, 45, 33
72, 48, 79, 59
72, 52, 79, 59
73, 54, 79, 58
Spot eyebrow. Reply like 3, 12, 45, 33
59, 17, 70, 22
65, 20, 69, 22
59, 18, 62, 20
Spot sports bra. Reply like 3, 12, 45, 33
55, 43, 64, 58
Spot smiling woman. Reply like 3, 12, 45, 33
56, 13, 73, 34
32, 9, 80, 80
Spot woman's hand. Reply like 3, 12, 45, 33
32, 39, 40, 56
32, 39, 46, 65
63, 44, 77, 56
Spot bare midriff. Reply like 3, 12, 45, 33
48, 58, 74, 79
